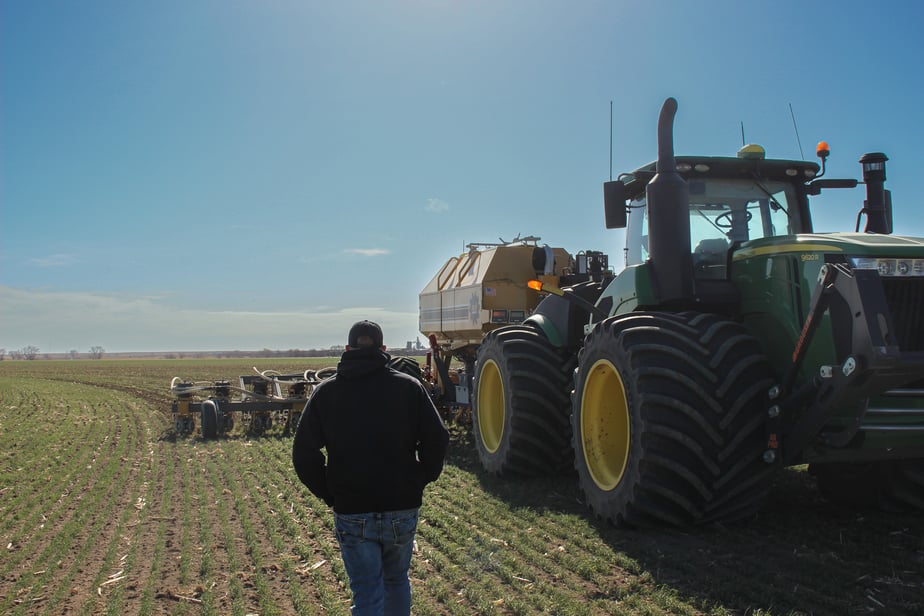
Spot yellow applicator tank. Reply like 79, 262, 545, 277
419, 239, 573, 351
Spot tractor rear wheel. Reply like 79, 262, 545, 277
572, 311, 776, 526
472, 324, 577, 476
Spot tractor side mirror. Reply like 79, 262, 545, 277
806, 178, 858, 196
604, 180, 628, 229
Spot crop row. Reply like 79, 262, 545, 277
3, 360, 923, 615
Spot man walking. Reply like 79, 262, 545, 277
292, 320, 449, 615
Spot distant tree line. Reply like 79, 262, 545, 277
7, 345, 40, 360
159, 347, 422, 360
0, 346, 419, 361
1, 346, 106, 360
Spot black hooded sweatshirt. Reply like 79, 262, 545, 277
292, 348, 449, 514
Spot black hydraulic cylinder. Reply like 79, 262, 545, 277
646, 97, 694, 302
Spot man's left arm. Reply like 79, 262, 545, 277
415, 385, 450, 484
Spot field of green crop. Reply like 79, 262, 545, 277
1, 358, 922, 615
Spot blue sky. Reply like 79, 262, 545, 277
2, 0, 923, 354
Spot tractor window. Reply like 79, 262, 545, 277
624, 179, 795, 274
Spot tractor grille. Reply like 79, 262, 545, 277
882, 277, 924, 352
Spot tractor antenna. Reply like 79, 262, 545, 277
740, 121, 746, 147
609, 100, 613, 181
789, 102, 805, 159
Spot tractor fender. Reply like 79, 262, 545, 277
525, 281, 605, 350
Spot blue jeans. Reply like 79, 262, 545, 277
334, 508, 419, 615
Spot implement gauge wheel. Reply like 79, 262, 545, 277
472, 324, 576, 476
573, 311, 775, 527
200, 400, 219, 440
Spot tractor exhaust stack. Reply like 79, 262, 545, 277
646, 97, 693, 302
860, 152, 891, 234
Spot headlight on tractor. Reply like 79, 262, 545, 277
849, 256, 924, 276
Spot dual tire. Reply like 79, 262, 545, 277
572, 311, 776, 526
471, 311, 777, 526
472, 310, 924, 525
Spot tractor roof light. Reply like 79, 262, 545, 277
815, 141, 830, 178
816, 141, 830, 159
674, 161, 709, 173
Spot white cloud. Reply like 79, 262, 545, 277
425, 198, 450, 213
0, 286, 419, 353
29, 253, 77, 267
343, 248, 390, 257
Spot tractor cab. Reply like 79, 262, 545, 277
600, 138, 833, 314
604, 129, 891, 315
618, 149, 817, 279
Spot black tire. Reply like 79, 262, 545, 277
388, 356, 422, 380
572, 311, 776, 527
472, 324, 577, 476
200, 400, 219, 440
814, 459, 924, 511
251, 413, 269, 435
221, 412, 234, 434
883, 460, 924, 510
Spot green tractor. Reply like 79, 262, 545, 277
472, 97, 924, 526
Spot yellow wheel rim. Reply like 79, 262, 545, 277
580, 359, 630, 491
477, 359, 505, 454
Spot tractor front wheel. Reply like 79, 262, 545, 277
573, 311, 776, 526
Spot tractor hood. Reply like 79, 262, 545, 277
734, 232, 924, 263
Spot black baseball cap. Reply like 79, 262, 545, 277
348, 320, 384, 349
